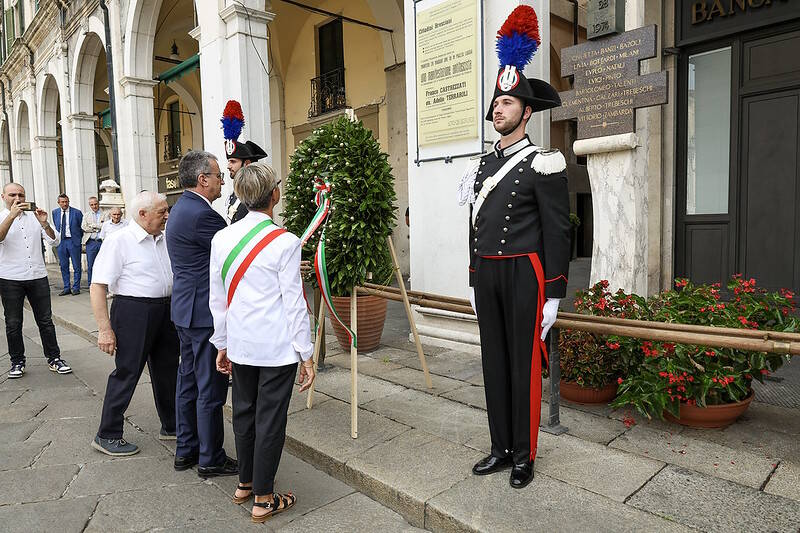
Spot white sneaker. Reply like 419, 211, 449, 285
8, 364, 25, 379
48, 359, 72, 374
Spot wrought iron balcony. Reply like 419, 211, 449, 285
163, 133, 181, 161
308, 68, 346, 118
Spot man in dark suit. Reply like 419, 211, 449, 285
166, 150, 237, 478
52, 194, 84, 295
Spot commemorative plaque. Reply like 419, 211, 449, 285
587, 0, 625, 40
551, 25, 668, 140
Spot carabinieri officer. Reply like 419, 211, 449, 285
463, 5, 570, 489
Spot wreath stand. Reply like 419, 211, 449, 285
305, 236, 433, 438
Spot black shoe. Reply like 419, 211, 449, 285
58, 289, 71, 296
174, 454, 199, 471
197, 456, 238, 478
472, 454, 513, 476
72, 289, 81, 295
158, 428, 177, 441
510, 461, 534, 489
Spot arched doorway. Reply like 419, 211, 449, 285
0, 121, 10, 183
39, 75, 65, 199
15, 101, 34, 199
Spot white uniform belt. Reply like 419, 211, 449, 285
471, 145, 538, 226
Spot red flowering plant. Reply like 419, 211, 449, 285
612, 275, 797, 419
558, 281, 648, 389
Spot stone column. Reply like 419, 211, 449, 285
32, 136, 61, 206
65, 113, 100, 204
192, 1, 272, 214
116, 76, 159, 208
13, 150, 34, 198
572, 0, 658, 296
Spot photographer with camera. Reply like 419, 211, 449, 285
0, 182, 70, 379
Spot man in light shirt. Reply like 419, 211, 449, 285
0, 183, 72, 378
98, 207, 128, 240
89, 191, 179, 457
81, 196, 104, 285
210, 163, 313, 521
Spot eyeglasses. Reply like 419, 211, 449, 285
203, 172, 224, 181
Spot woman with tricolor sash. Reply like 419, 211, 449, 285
209, 163, 314, 523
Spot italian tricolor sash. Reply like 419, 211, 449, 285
222, 219, 287, 307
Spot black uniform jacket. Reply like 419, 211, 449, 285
227, 193, 249, 224
468, 136, 571, 299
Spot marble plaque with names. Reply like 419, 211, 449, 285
551, 25, 668, 140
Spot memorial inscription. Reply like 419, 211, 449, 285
551, 25, 668, 140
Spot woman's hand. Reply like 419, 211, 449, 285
297, 360, 316, 392
216, 349, 232, 375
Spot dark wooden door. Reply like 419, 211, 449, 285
738, 88, 800, 292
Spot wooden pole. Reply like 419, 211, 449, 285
350, 288, 358, 438
386, 236, 433, 389
356, 286, 475, 315
363, 282, 473, 306
306, 302, 326, 409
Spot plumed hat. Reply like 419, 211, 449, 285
485, 6, 561, 121
220, 100, 267, 161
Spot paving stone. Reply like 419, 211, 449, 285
0, 495, 99, 533
628, 465, 800, 532
441, 385, 486, 410
277, 492, 425, 533
66, 456, 201, 497
0, 420, 43, 444
28, 417, 169, 466
463, 428, 491, 455
36, 396, 103, 420
155, 519, 264, 532
681, 421, 800, 465
381, 367, 465, 396
314, 367, 406, 406
285, 398, 410, 476
347, 429, 484, 527
0, 440, 50, 471
212, 451, 357, 530
554, 403, 628, 444
363, 346, 422, 363
363, 389, 486, 446
740, 401, 800, 435
764, 461, 800, 502
466, 372, 484, 386
325, 352, 404, 377
84, 483, 250, 532
535, 432, 664, 502
397, 349, 483, 382
0, 389, 25, 406
609, 425, 776, 489
0, 369, 84, 392
0, 464, 79, 505
288, 388, 332, 415
0, 402, 48, 423
426, 470, 689, 533
15, 386, 97, 405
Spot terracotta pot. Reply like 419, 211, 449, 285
559, 379, 618, 404
330, 294, 388, 354
664, 391, 754, 429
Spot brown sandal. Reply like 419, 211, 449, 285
232, 484, 253, 504
251, 491, 296, 523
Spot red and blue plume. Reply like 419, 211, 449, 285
496, 5, 540, 70
221, 100, 245, 141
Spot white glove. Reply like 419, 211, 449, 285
468, 287, 476, 315
540, 298, 560, 340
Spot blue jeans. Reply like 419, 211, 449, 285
85, 239, 102, 285
57, 241, 82, 291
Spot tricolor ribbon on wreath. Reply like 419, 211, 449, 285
300, 178, 357, 350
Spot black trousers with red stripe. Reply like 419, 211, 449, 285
473, 254, 546, 464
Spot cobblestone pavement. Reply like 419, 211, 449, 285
0, 302, 423, 532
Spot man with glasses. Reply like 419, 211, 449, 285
166, 150, 237, 478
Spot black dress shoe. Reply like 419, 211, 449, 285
58, 289, 71, 296
174, 455, 198, 471
197, 456, 238, 478
510, 461, 534, 489
71, 289, 81, 295
472, 454, 513, 476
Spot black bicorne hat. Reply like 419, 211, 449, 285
226, 140, 267, 162
485, 6, 561, 121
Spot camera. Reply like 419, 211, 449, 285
19, 202, 36, 211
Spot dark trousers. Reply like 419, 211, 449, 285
232, 362, 297, 495
57, 241, 81, 291
175, 326, 228, 467
85, 239, 102, 285
98, 296, 179, 439
0, 277, 60, 365
474, 254, 546, 464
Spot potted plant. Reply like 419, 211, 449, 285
558, 281, 647, 404
612, 275, 797, 427
283, 116, 397, 353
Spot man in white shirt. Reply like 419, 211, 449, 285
0, 183, 72, 378
98, 207, 128, 240
81, 196, 104, 285
89, 191, 179, 457
210, 163, 313, 520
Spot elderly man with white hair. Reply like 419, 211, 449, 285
98, 206, 128, 240
89, 191, 179, 456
